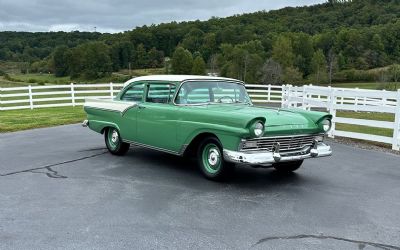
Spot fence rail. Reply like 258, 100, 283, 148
1, 82, 399, 150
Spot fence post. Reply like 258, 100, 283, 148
382, 90, 387, 106
267, 84, 271, 102
301, 85, 311, 110
328, 86, 336, 138
354, 87, 359, 112
110, 82, 114, 99
392, 89, 400, 150
70, 83, 75, 107
282, 85, 289, 108
0, 87, 2, 111
28, 85, 33, 110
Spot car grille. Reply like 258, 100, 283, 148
240, 134, 317, 152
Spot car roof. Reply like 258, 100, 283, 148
123, 75, 242, 87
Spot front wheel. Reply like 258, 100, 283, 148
104, 128, 130, 156
197, 137, 234, 181
273, 160, 303, 173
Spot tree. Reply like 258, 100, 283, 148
67, 42, 112, 79
171, 47, 193, 74
192, 55, 206, 75
135, 44, 148, 68
327, 48, 337, 84
272, 36, 295, 69
208, 54, 219, 75
51, 46, 70, 77
148, 47, 164, 68
310, 49, 328, 83
260, 58, 282, 85
282, 67, 303, 84
389, 64, 400, 86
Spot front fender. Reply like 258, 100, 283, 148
179, 121, 248, 151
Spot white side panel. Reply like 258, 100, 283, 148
84, 98, 136, 113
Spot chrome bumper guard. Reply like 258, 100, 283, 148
82, 120, 89, 127
223, 141, 332, 165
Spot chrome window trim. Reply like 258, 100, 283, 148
172, 79, 251, 106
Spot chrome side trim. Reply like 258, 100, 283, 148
122, 139, 182, 156
178, 144, 189, 155
224, 142, 332, 165
84, 106, 121, 113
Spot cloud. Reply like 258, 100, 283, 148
0, 0, 324, 33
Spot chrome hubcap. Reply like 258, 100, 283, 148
111, 130, 119, 143
208, 149, 220, 166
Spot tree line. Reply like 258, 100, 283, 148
1, 0, 400, 83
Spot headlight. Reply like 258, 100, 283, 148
254, 122, 264, 137
321, 119, 332, 133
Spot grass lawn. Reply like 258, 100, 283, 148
335, 123, 393, 137
0, 73, 129, 88
0, 107, 85, 133
315, 82, 399, 90
9, 73, 71, 84
119, 68, 166, 76
335, 111, 394, 138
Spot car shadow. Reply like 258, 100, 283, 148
105, 147, 314, 191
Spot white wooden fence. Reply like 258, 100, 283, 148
0, 83, 399, 150
0, 83, 124, 110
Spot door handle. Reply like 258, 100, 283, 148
138, 105, 146, 109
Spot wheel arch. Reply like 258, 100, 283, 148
182, 132, 221, 157
94, 122, 121, 135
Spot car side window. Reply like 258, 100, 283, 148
146, 84, 176, 104
121, 83, 145, 102
187, 88, 210, 103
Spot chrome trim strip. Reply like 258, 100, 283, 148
246, 133, 324, 140
122, 139, 182, 156
178, 144, 189, 155
84, 106, 120, 113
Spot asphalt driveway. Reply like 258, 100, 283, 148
1, 125, 400, 249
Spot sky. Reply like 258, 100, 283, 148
0, 0, 325, 33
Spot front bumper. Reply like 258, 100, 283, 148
223, 142, 332, 165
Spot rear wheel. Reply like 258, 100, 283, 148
197, 137, 234, 181
273, 160, 303, 173
104, 127, 130, 156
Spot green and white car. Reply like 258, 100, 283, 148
83, 75, 332, 180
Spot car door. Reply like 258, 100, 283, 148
136, 82, 179, 153
118, 82, 146, 142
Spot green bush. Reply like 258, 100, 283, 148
333, 69, 383, 82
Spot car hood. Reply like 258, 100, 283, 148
203, 104, 311, 127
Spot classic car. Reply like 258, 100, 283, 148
83, 75, 332, 180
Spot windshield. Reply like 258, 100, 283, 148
175, 81, 251, 105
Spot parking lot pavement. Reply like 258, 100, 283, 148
1, 124, 400, 249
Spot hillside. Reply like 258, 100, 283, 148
1, 0, 400, 84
